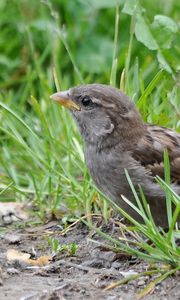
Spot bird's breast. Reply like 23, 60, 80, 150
84, 146, 132, 200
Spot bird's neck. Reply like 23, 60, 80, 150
93, 115, 145, 152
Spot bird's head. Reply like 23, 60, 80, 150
51, 84, 144, 149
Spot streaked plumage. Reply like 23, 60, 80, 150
133, 124, 180, 184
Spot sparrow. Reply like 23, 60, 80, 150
50, 84, 180, 227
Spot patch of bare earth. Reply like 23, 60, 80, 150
0, 221, 179, 300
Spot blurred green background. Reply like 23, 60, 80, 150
0, 0, 179, 221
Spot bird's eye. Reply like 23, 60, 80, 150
81, 96, 92, 107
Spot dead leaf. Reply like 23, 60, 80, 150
6, 249, 30, 262
28, 255, 52, 266
6, 249, 52, 266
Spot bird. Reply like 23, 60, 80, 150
50, 84, 180, 227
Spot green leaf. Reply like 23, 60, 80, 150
122, 0, 140, 16
135, 15, 158, 50
151, 15, 178, 49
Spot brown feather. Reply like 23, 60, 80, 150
132, 124, 180, 183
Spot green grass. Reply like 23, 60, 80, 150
88, 167, 180, 266
0, 0, 179, 268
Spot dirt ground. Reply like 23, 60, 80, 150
0, 219, 179, 300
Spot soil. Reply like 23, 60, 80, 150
0, 219, 179, 300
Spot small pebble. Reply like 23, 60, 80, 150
111, 261, 122, 269
4, 233, 22, 244
100, 251, 117, 262
137, 279, 145, 286
7, 268, 20, 275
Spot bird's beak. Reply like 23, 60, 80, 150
50, 90, 80, 111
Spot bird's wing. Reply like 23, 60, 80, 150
132, 125, 180, 183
